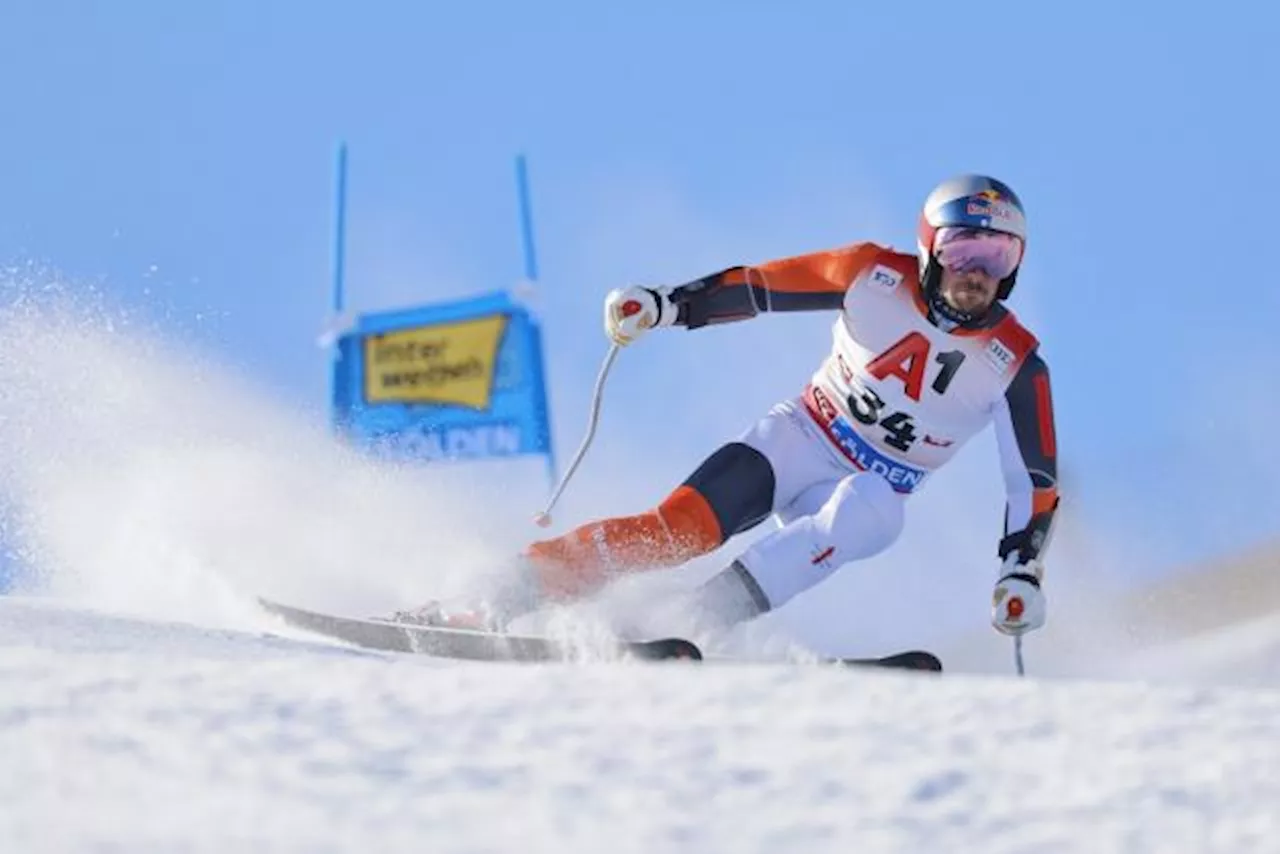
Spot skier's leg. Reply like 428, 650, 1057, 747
685, 470, 905, 628
522, 399, 845, 603
392, 400, 845, 630
390, 457, 756, 631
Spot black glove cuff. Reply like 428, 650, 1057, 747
644, 288, 666, 325
999, 572, 1041, 589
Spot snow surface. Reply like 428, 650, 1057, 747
3, 596, 1280, 854
3, 285, 1280, 852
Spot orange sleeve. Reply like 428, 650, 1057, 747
670, 242, 883, 329
741, 243, 882, 296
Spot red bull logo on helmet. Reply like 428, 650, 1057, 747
966, 189, 1009, 216
965, 191, 1024, 234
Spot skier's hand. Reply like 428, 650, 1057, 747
991, 558, 1046, 636
603, 285, 677, 346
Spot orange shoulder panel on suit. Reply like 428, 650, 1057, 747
722, 242, 887, 296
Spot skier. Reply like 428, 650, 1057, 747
397, 174, 1059, 642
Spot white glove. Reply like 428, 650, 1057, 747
991, 558, 1046, 636
603, 285, 678, 346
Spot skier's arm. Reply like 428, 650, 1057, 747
992, 352, 1059, 568
668, 243, 882, 329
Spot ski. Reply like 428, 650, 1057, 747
836, 650, 943, 672
257, 597, 702, 663
258, 598, 938, 671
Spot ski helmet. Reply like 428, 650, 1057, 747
917, 175, 1027, 308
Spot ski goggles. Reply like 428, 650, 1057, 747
934, 226, 1023, 280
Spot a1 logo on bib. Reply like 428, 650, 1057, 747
870, 265, 902, 292
984, 338, 1016, 374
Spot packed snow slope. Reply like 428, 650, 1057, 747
3, 595, 1280, 854
3, 283, 1280, 851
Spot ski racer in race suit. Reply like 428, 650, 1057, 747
406, 174, 1059, 640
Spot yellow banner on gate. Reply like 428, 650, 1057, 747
363, 314, 508, 409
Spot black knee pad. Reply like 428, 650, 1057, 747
682, 442, 776, 539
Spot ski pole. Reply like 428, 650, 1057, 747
1014, 634, 1026, 677
534, 343, 620, 527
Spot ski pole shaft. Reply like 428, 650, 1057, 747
534, 343, 620, 527
1014, 634, 1025, 677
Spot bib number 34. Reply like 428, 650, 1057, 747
847, 336, 968, 453
847, 388, 916, 451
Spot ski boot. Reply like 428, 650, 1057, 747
382, 556, 550, 633
384, 599, 505, 633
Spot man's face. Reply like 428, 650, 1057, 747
931, 226, 1023, 317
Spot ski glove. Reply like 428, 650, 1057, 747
991, 557, 1046, 636
603, 285, 678, 346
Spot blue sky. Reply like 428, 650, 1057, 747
1, 1, 1277, 601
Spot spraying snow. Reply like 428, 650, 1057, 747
0, 279, 546, 629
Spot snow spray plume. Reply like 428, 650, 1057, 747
0, 268, 544, 630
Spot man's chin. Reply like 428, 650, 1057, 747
947, 297, 991, 314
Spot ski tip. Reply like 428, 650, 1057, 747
632, 638, 703, 662
837, 650, 943, 672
